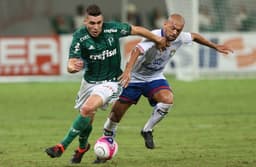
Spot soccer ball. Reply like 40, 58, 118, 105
94, 136, 118, 160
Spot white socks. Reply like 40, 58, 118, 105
103, 118, 118, 136
143, 103, 172, 132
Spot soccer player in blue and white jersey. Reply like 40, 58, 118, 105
101, 13, 233, 152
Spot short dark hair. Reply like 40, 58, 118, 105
86, 4, 102, 16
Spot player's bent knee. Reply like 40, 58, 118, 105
162, 98, 173, 105
156, 90, 174, 104
80, 104, 96, 117
162, 93, 174, 104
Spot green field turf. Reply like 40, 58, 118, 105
0, 76, 256, 167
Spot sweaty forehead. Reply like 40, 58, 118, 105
86, 15, 103, 22
168, 18, 183, 30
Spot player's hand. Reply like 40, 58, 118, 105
74, 59, 84, 71
118, 71, 131, 88
216, 45, 234, 55
156, 37, 169, 52
68, 58, 84, 73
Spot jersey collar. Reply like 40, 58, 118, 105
161, 29, 164, 37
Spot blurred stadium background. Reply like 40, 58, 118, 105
1, 1, 256, 167
1, 0, 256, 82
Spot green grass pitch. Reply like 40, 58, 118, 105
0, 76, 256, 167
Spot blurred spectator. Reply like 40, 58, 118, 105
51, 15, 74, 34
74, 4, 85, 29
199, 6, 214, 31
235, 6, 248, 31
127, 3, 142, 26
212, 0, 227, 31
150, 7, 166, 29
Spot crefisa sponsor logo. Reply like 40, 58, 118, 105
89, 48, 117, 60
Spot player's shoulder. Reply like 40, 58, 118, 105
103, 21, 131, 36
103, 21, 129, 30
104, 21, 129, 27
175, 32, 192, 42
72, 27, 91, 42
103, 21, 119, 27
102, 22, 118, 31
179, 31, 191, 37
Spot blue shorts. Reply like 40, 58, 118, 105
119, 79, 171, 106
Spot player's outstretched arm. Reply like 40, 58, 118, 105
130, 25, 168, 51
191, 32, 233, 55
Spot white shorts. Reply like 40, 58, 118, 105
74, 79, 123, 110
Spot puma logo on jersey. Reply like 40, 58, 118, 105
88, 45, 95, 50
71, 128, 80, 133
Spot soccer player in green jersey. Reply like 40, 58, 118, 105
45, 4, 167, 164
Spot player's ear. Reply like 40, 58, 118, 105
163, 21, 168, 28
162, 20, 167, 27
83, 14, 88, 25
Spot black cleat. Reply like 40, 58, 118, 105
70, 144, 91, 164
141, 130, 155, 149
93, 157, 107, 164
45, 144, 64, 158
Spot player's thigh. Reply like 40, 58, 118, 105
75, 81, 121, 111
91, 82, 122, 104
119, 82, 144, 104
82, 94, 104, 111
75, 80, 96, 110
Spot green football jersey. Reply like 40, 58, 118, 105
69, 22, 131, 82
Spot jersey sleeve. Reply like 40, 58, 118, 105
69, 33, 82, 59
135, 30, 159, 54
136, 40, 155, 54
115, 22, 132, 37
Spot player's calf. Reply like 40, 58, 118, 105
141, 102, 172, 149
